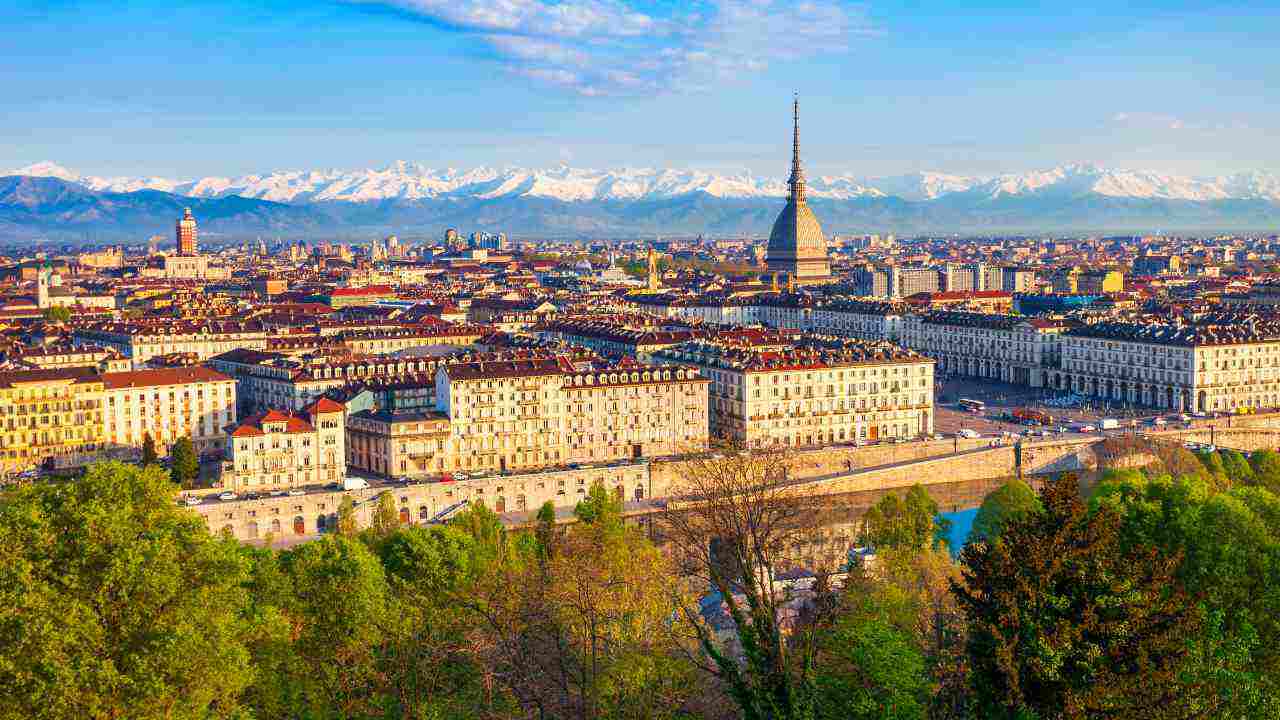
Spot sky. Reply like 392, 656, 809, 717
3, 0, 1278, 179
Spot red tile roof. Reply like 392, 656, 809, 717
304, 397, 345, 415
101, 366, 232, 389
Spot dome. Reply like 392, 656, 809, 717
763, 97, 831, 280
767, 199, 827, 257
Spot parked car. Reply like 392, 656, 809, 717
269, 489, 287, 497
342, 477, 370, 491
288, 488, 305, 496
218, 491, 237, 501
183, 496, 202, 506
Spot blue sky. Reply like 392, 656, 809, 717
4, 0, 1277, 178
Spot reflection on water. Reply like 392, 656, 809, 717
941, 508, 977, 558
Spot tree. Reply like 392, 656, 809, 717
813, 615, 927, 720
954, 473, 1206, 719
1249, 449, 1280, 492
141, 432, 158, 466
968, 478, 1042, 545
370, 491, 399, 538
336, 496, 359, 536
1093, 474, 1280, 716
0, 462, 254, 720
276, 536, 396, 718
573, 480, 623, 531
1195, 450, 1228, 486
42, 306, 71, 323
1220, 449, 1254, 484
658, 448, 830, 720
861, 484, 949, 553
535, 500, 558, 559
169, 436, 199, 489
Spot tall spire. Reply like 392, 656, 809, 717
788, 94, 806, 202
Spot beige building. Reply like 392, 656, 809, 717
101, 367, 237, 457
221, 399, 346, 492
0, 368, 105, 474
1059, 316, 1280, 413
75, 321, 271, 366
434, 357, 709, 476
897, 312, 1068, 388
653, 337, 934, 447
347, 409, 451, 479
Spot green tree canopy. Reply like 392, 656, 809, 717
861, 484, 949, 552
169, 436, 199, 489
0, 462, 254, 720
1220, 449, 1255, 484
954, 473, 1206, 719
141, 433, 158, 466
336, 496, 358, 536
1249, 449, 1280, 492
369, 491, 399, 538
1093, 473, 1280, 716
968, 478, 1042, 545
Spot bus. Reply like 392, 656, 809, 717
958, 398, 985, 413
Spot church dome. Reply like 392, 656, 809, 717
763, 98, 831, 280
767, 199, 826, 257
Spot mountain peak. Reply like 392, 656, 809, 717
8, 161, 1280, 204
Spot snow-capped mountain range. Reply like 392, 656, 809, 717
13, 161, 1280, 204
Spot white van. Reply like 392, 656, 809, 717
956, 429, 980, 439
342, 477, 370, 491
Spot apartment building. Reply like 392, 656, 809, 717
0, 368, 104, 473
74, 320, 271, 366
100, 367, 237, 457
652, 336, 934, 447
220, 399, 345, 491
1059, 316, 1280, 413
898, 312, 1068, 388
432, 356, 709, 476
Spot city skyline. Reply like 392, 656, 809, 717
5, 0, 1278, 178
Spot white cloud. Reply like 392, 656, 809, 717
355, 0, 880, 95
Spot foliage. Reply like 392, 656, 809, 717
42, 305, 72, 323
1249, 449, 1280, 492
1093, 473, 1280, 716
169, 435, 199, 489
813, 615, 927, 720
660, 449, 828, 720
1219, 449, 1255, 484
573, 480, 624, 530
336, 495, 358, 536
1195, 450, 1228, 486
954, 473, 1207, 719
369, 491, 399, 538
968, 478, 1042, 545
141, 432, 158, 465
861, 484, 950, 553
0, 462, 254, 720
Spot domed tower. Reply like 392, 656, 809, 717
764, 97, 830, 282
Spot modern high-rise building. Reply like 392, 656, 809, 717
765, 98, 830, 283
175, 207, 198, 256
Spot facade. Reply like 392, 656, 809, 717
1076, 269, 1124, 294
75, 321, 271, 366
100, 367, 238, 457
433, 357, 709, 476
220, 399, 345, 492
898, 312, 1066, 387
653, 337, 934, 447
0, 368, 104, 474
347, 409, 451, 479
176, 207, 198, 256
1058, 316, 1280, 413
764, 100, 830, 282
